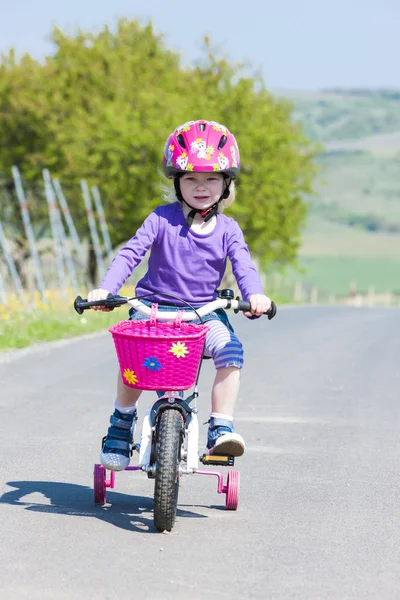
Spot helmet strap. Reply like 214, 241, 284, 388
174, 175, 231, 227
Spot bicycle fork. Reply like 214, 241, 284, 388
138, 400, 200, 472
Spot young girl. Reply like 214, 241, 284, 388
88, 119, 272, 471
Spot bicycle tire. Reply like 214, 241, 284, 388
225, 470, 240, 510
93, 464, 107, 505
153, 408, 183, 532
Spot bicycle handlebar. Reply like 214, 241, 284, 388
73, 294, 277, 321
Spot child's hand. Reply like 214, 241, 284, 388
244, 294, 272, 317
87, 288, 112, 311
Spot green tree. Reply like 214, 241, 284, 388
0, 19, 319, 275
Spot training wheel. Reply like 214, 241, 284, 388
225, 470, 240, 510
94, 464, 107, 504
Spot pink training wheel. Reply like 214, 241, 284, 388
94, 464, 107, 504
225, 470, 240, 510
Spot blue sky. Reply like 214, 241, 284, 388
0, 0, 398, 90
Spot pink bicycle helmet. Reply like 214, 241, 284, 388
163, 120, 240, 179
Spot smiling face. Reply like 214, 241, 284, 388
179, 172, 225, 211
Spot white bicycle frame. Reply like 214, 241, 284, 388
138, 403, 200, 473
126, 297, 239, 475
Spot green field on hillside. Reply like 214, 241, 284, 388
289, 256, 400, 296
277, 88, 400, 297
283, 216, 400, 296
314, 151, 400, 225
283, 89, 400, 143
290, 215, 400, 297
299, 215, 400, 257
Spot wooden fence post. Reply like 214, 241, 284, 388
11, 166, 47, 300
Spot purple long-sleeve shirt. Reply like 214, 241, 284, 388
99, 202, 263, 305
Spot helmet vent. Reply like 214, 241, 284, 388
177, 134, 186, 148
217, 135, 227, 149
199, 123, 206, 131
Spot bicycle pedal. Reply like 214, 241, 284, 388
200, 454, 235, 466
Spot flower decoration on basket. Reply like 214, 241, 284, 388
142, 356, 163, 371
123, 368, 138, 385
169, 341, 189, 358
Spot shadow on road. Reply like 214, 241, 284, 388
1, 480, 206, 533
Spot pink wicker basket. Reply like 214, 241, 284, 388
109, 307, 209, 391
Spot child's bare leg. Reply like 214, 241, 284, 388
208, 366, 245, 457
211, 366, 240, 416
117, 371, 142, 407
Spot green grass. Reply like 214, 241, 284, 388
287, 255, 400, 296
280, 215, 400, 297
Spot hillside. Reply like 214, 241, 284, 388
285, 88, 400, 143
277, 89, 400, 298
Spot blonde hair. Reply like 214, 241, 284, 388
160, 177, 236, 211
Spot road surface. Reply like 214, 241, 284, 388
1, 306, 399, 599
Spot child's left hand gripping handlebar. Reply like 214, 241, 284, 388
235, 299, 277, 320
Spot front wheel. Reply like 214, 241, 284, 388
153, 409, 183, 532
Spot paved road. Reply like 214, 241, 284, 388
1, 306, 399, 599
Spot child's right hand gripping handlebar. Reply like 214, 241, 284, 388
73, 294, 277, 320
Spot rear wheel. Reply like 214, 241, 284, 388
94, 464, 107, 504
225, 470, 240, 510
153, 409, 183, 532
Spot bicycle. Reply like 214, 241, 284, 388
74, 289, 277, 531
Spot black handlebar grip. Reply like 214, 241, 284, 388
73, 295, 107, 314
235, 299, 277, 320
74, 296, 88, 314
235, 300, 251, 313
267, 301, 277, 320
73, 294, 127, 314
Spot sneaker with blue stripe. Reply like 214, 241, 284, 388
100, 408, 137, 471
206, 417, 245, 457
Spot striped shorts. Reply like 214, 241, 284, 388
203, 319, 244, 370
